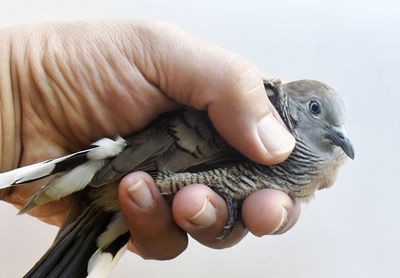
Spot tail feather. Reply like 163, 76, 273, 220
0, 136, 126, 190
0, 150, 93, 189
19, 160, 106, 214
24, 205, 128, 278
0, 136, 130, 277
87, 213, 129, 277
87, 234, 129, 278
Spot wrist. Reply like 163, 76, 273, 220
0, 28, 22, 172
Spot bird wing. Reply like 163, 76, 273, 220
91, 108, 241, 186
0, 108, 242, 212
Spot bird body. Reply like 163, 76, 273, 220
0, 79, 354, 278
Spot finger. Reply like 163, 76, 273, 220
133, 21, 295, 165
241, 189, 301, 236
172, 184, 247, 249
118, 172, 188, 260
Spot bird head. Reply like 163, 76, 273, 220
282, 80, 355, 161
265, 79, 355, 194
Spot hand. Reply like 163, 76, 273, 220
0, 20, 300, 259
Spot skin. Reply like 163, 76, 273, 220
0, 20, 301, 260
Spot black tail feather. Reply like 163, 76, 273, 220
24, 206, 113, 278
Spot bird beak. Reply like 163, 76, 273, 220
326, 125, 355, 159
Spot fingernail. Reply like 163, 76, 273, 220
257, 113, 295, 156
271, 207, 288, 235
127, 178, 154, 209
188, 198, 216, 227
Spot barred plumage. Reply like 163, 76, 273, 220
0, 79, 354, 278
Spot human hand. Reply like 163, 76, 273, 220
0, 20, 300, 259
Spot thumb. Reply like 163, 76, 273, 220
133, 21, 295, 164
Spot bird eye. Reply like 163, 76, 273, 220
309, 100, 321, 115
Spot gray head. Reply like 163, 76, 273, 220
282, 79, 355, 160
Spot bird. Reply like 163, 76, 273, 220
0, 79, 354, 278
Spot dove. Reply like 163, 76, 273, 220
0, 79, 354, 278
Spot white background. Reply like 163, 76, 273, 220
0, 0, 399, 277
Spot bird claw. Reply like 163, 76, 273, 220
215, 192, 241, 240
216, 224, 235, 240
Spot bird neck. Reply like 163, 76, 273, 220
249, 135, 324, 199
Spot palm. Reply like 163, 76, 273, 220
3, 26, 180, 224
